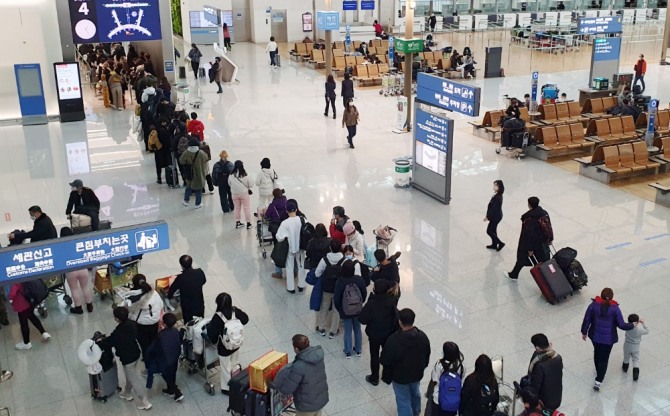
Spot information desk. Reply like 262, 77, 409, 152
578, 88, 618, 106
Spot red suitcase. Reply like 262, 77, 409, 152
529, 256, 573, 305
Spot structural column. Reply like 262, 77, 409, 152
661, 3, 670, 63
325, 0, 333, 75
404, 3, 414, 130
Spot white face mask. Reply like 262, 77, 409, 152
30, 215, 36, 221
348, 102, 353, 107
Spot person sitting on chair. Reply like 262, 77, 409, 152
66, 179, 101, 231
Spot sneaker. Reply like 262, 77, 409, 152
345, 353, 351, 359
137, 401, 152, 410
486, 245, 496, 249
0, 370, 13, 383
298, 287, 305, 293
156, 179, 162, 185
622, 362, 629, 373
324, 113, 328, 117
271, 273, 283, 279
355, 351, 362, 357
504, 272, 518, 281
329, 331, 338, 339
593, 381, 601, 391
365, 375, 379, 386
15, 342, 32, 350
194, 204, 203, 209
118, 392, 134, 401
235, 221, 243, 229
86, 303, 93, 313
246, 222, 253, 229
319, 329, 326, 337
174, 390, 184, 402
182, 201, 189, 207
287, 289, 296, 294
162, 389, 174, 398
41, 332, 51, 342
69, 306, 84, 314
349, 144, 355, 149
220, 389, 230, 396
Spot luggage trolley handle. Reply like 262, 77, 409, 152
528, 255, 539, 266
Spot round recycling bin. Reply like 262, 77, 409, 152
394, 159, 411, 187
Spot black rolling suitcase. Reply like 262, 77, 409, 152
165, 164, 179, 188
198, 67, 206, 78
245, 389, 270, 416
228, 365, 249, 415
179, 66, 186, 79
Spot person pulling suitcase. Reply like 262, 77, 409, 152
504, 196, 552, 281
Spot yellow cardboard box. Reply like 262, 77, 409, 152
249, 350, 288, 393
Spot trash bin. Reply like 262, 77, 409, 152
394, 159, 411, 188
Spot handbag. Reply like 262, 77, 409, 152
305, 269, 318, 285
270, 239, 289, 268
236, 176, 253, 195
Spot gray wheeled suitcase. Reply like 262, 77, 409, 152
89, 362, 120, 402
165, 165, 179, 188
275, 54, 281, 67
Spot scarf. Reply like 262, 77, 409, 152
528, 348, 556, 374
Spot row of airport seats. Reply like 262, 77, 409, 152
575, 141, 660, 183
585, 116, 638, 142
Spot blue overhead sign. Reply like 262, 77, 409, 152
593, 37, 621, 62
416, 72, 481, 117
316, 11, 340, 30
343, 1, 358, 10
361, 1, 375, 10
0, 221, 170, 284
577, 16, 623, 34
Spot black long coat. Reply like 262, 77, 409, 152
516, 206, 550, 266
154, 126, 172, 169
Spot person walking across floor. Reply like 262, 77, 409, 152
581, 287, 634, 391
223, 23, 232, 51
273, 334, 329, 416
266, 36, 279, 68
210, 56, 224, 93
255, 157, 281, 207
187, 43, 202, 78
60, 227, 94, 314
212, 150, 235, 213
324, 75, 337, 119
9, 282, 51, 350
341, 73, 354, 109
380, 308, 431, 416
342, 99, 360, 149
228, 160, 254, 229
66, 180, 101, 230
359, 279, 399, 386
207, 293, 249, 395
333, 260, 367, 359
622, 313, 648, 381
124, 274, 164, 361
426, 342, 465, 416
484, 180, 505, 251
276, 201, 307, 293
504, 196, 552, 281
97, 306, 153, 410
460, 354, 500, 416
167, 255, 207, 323
179, 137, 209, 209
633, 54, 646, 93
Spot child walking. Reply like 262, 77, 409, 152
622, 314, 648, 381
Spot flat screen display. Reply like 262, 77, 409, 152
190, 11, 218, 28
55, 63, 82, 100
302, 13, 313, 32
69, 0, 162, 43
17, 68, 43, 98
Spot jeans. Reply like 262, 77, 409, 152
486, 219, 502, 246
324, 97, 336, 117
184, 186, 203, 206
269, 51, 277, 66
191, 61, 200, 77
218, 184, 234, 213
342, 317, 362, 355
219, 349, 239, 391
18, 306, 46, 344
346, 125, 357, 144
593, 342, 614, 382
368, 337, 388, 381
633, 74, 645, 92
392, 381, 422, 416
162, 362, 180, 395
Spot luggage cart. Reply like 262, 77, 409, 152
373, 225, 397, 257
175, 83, 204, 109
492, 355, 518, 415
155, 276, 183, 323
270, 387, 295, 415
93, 259, 140, 301
180, 318, 220, 395
256, 205, 274, 259
35, 274, 72, 318
496, 131, 528, 159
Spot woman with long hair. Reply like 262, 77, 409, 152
187, 43, 202, 78
324, 74, 337, 119
342, 98, 360, 149
427, 342, 465, 415
125, 274, 164, 360
228, 160, 254, 229
460, 354, 499, 416
581, 287, 634, 391
484, 180, 505, 251
207, 293, 249, 395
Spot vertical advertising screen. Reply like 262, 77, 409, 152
55, 63, 82, 100
302, 13, 313, 32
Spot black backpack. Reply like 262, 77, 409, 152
143, 94, 159, 119
479, 383, 498, 414
299, 217, 315, 251
22, 280, 49, 305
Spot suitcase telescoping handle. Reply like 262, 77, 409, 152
549, 244, 557, 256
528, 255, 539, 266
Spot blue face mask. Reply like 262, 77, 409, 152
345, 254, 353, 260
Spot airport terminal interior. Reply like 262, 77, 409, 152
1, 1, 670, 416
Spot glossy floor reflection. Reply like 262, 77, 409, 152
0, 42, 669, 416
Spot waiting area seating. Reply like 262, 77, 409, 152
353, 63, 390, 85
649, 180, 670, 207
635, 109, 670, 135
584, 116, 638, 142
582, 97, 618, 118
537, 102, 588, 126
527, 122, 595, 160
575, 140, 660, 183
307, 49, 326, 68
290, 43, 314, 61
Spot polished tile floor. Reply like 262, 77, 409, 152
0, 40, 669, 416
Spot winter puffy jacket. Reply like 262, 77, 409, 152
581, 296, 634, 345
273, 345, 329, 412
228, 173, 254, 196
358, 291, 399, 340
255, 168, 279, 197
127, 290, 164, 326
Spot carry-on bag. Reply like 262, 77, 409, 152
529, 256, 573, 305
198, 67, 206, 78
245, 389, 270, 416
553, 246, 577, 272
89, 362, 119, 402
565, 259, 588, 291
165, 164, 179, 188
228, 364, 250, 415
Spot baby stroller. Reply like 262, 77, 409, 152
496, 116, 528, 159
373, 225, 397, 257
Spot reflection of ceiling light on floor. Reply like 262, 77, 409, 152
406, 244, 411, 252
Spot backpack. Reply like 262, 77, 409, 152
148, 130, 162, 150
212, 160, 232, 187
538, 214, 554, 243
438, 370, 462, 412
479, 383, 498, 414
144, 94, 158, 118
177, 135, 190, 155
22, 280, 49, 305
342, 282, 363, 315
217, 311, 244, 350
299, 217, 315, 251
324, 257, 345, 281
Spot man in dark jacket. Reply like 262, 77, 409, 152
167, 255, 207, 323
341, 74, 354, 109
98, 306, 152, 410
9, 206, 57, 243
273, 334, 329, 415
527, 333, 563, 412
359, 279, 400, 386
145, 312, 184, 401
154, 117, 173, 185
505, 196, 551, 280
371, 249, 401, 284
66, 179, 101, 230
380, 308, 431, 416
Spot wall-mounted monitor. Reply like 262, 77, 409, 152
69, 0, 163, 43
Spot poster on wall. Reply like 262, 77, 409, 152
302, 13, 313, 32
54, 63, 82, 101
69, 0, 162, 43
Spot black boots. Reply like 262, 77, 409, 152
70, 306, 83, 315
622, 362, 629, 372
633, 367, 639, 381
86, 303, 94, 313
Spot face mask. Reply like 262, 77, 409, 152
30, 215, 36, 221
345, 254, 353, 260
348, 103, 353, 107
